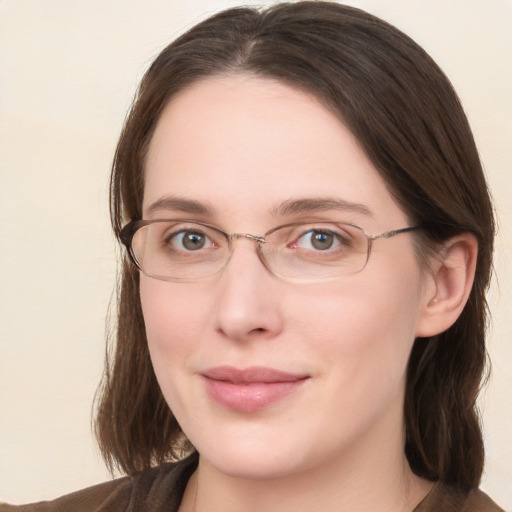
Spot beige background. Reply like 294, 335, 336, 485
0, 0, 511, 508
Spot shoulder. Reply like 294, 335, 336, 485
0, 475, 132, 512
462, 488, 506, 512
415, 482, 505, 512
0, 454, 198, 512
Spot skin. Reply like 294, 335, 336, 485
140, 75, 459, 512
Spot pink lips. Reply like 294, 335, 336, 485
201, 366, 309, 412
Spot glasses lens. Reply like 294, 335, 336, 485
131, 221, 228, 281
262, 222, 369, 281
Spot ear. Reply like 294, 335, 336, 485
415, 234, 478, 337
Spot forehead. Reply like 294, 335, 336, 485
143, 74, 407, 230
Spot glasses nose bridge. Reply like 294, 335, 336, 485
224, 232, 270, 273
229, 232, 267, 245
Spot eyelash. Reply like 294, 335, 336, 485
156, 221, 358, 254
164, 229, 215, 251
292, 228, 351, 251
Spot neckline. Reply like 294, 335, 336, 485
171, 459, 455, 512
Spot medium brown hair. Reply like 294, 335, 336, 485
95, 2, 495, 490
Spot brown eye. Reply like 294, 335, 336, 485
295, 230, 340, 251
173, 231, 208, 250
310, 231, 334, 250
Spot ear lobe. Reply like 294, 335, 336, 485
415, 234, 478, 337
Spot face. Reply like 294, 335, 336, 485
140, 75, 432, 480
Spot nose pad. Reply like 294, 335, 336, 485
213, 238, 283, 342
229, 233, 276, 278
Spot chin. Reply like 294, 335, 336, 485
189, 419, 337, 482
200, 446, 308, 481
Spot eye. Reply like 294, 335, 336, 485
168, 229, 213, 251
295, 229, 344, 251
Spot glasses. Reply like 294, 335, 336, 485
120, 219, 420, 283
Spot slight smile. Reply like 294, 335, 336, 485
200, 366, 310, 412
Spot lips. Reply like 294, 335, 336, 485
200, 366, 309, 412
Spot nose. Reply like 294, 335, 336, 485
213, 238, 284, 342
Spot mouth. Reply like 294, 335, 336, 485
200, 366, 309, 412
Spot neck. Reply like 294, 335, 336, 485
180, 423, 433, 512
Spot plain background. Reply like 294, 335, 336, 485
0, 0, 511, 508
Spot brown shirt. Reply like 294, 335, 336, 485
1, 455, 504, 512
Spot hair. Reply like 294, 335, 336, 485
95, 1, 495, 491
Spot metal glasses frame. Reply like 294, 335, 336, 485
120, 218, 420, 282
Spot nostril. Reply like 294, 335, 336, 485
246, 327, 268, 337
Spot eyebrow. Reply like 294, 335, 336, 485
145, 196, 215, 217
145, 195, 374, 219
273, 197, 374, 218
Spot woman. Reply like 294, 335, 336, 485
2, 2, 504, 511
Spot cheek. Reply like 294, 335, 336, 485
139, 277, 210, 376
140, 277, 208, 339
139, 277, 214, 420
289, 263, 425, 388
